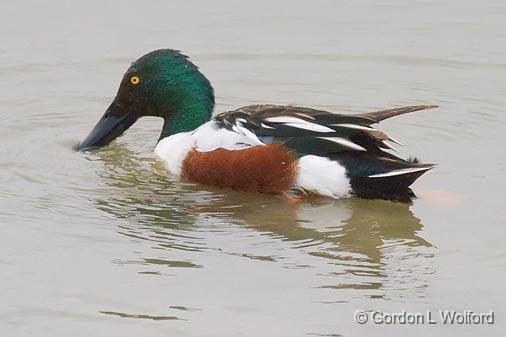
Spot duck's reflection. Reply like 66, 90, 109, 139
90, 144, 434, 297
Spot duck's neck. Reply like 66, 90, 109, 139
159, 90, 214, 140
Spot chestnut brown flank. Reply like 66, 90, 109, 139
182, 144, 297, 194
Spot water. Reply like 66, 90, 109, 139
1, 0, 506, 336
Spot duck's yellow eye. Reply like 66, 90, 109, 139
130, 76, 140, 85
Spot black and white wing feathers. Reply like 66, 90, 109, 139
213, 104, 437, 155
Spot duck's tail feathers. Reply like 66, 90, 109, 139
350, 163, 435, 202
330, 151, 435, 202
367, 164, 435, 178
357, 105, 439, 123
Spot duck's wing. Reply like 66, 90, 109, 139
213, 104, 438, 155
213, 104, 437, 201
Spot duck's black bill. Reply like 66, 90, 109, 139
73, 100, 136, 151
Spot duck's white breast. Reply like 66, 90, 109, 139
154, 131, 195, 175
154, 120, 264, 175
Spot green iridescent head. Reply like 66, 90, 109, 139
74, 49, 215, 151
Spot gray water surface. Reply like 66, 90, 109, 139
1, 0, 506, 336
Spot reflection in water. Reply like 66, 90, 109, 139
91, 145, 434, 298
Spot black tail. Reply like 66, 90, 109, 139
330, 152, 435, 202
349, 165, 433, 202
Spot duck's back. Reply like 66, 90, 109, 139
155, 104, 437, 201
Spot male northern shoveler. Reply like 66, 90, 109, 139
75, 49, 437, 201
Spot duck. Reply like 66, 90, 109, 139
74, 49, 437, 201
